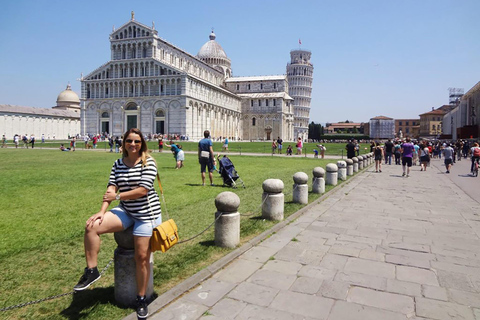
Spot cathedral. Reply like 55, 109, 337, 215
81, 13, 313, 141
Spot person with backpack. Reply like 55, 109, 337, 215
470, 142, 480, 174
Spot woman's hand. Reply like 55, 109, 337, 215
103, 189, 117, 202
86, 212, 105, 228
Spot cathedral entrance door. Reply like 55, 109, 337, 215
127, 115, 138, 130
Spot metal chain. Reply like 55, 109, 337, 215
177, 212, 223, 244
0, 257, 114, 313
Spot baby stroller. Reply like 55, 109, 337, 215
218, 155, 245, 188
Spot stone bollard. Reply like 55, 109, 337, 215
215, 192, 240, 248
312, 167, 325, 194
114, 227, 154, 307
364, 154, 368, 167
262, 179, 284, 221
352, 157, 359, 173
326, 163, 338, 186
357, 156, 364, 170
345, 158, 354, 176
292, 172, 309, 204
337, 160, 347, 181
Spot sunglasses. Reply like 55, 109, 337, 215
125, 139, 142, 145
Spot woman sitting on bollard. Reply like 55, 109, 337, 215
73, 128, 161, 319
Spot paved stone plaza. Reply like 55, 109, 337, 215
141, 158, 480, 320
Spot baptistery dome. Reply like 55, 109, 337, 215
197, 31, 232, 79
54, 84, 80, 111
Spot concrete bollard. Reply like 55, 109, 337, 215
337, 160, 347, 181
326, 163, 338, 186
352, 157, 358, 173
292, 172, 309, 204
369, 153, 373, 165
357, 156, 364, 170
345, 158, 354, 176
364, 154, 368, 167
262, 179, 284, 221
312, 167, 325, 194
215, 192, 240, 248
114, 227, 154, 307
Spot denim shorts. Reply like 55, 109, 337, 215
111, 206, 162, 237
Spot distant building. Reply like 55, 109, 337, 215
369, 116, 394, 139
419, 105, 455, 139
324, 122, 364, 134
444, 82, 480, 140
0, 84, 80, 139
394, 119, 420, 139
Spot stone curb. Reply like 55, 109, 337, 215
123, 162, 373, 319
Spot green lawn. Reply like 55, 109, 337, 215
0, 148, 356, 319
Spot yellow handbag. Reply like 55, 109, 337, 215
150, 219, 179, 253
150, 173, 179, 253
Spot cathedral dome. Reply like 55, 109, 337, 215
57, 84, 80, 104
197, 31, 228, 59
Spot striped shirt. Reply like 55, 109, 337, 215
108, 157, 161, 221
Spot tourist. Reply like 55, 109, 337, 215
442, 143, 454, 174
222, 137, 229, 152
470, 142, 480, 174
73, 128, 161, 319
374, 142, 383, 172
198, 130, 214, 186
419, 142, 430, 171
394, 141, 402, 165
14, 134, 19, 148
108, 136, 113, 152
175, 145, 184, 169
384, 139, 394, 165
316, 144, 326, 159
30, 135, 35, 148
60, 144, 70, 151
84, 135, 89, 148
401, 137, 414, 177
271, 140, 277, 154
92, 135, 98, 149
286, 145, 293, 156
296, 137, 303, 155
158, 138, 163, 152
345, 139, 356, 159
1, 134, 6, 148
277, 137, 283, 154
22, 135, 29, 148
164, 141, 181, 168
71, 137, 76, 151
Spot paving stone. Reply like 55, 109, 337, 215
386, 254, 431, 269
386, 278, 422, 297
328, 300, 408, 320
473, 308, 480, 320
431, 261, 480, 277
335, 271, 387, 291
337, 234, 383, 245
297, 265, 337, 281
227, 282, 279, 307
274, 244, 326, 265
269, 290, 334, 319
437, 270, 477, 292
359, 249, 385, 262
344, 257, 396, 279
183, 278, 236, 307
317, 280, 350, 299
396, 265, 439, 286
240, 246, 279, 263
207, 298, 247, 319
422, 285, 448, 301
329, 245, 361, 257
347, 286, 414, 315
149, 300, 209, 320
415, 297, 475, 320
247, 269, 297, 290
377, 246, 436, 260
234, 304, 315, 320
213, 259, 263, 283
319, 253, 349, 270
262, 259, 302, 275
388, 242, 431, 253
448, 289, 480, 308
290, 276, 323, 294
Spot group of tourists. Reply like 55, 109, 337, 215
370, 138, 480, 176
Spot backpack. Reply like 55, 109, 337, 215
474, 148, 480, 157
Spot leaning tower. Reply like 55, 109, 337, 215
287, 49, 314, 141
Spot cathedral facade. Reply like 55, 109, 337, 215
81, 14, 312, 141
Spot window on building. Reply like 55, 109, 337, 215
274, 83, 277, 89
261, 83, 263, 89
252, 117, 256, 126
248, 84, 251, 90
273, 99, 276, 106
406, 121, 409, 125
266, 99, 269, 106
399, 121, 402, 125
101, 112, 109, 118
406, 128, 409, 133
250, 100, 253, 107
237, 84, 239, 90
258, 100, 261, 107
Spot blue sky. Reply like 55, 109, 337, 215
0, 0, 478, 123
